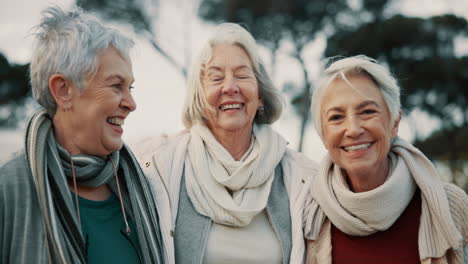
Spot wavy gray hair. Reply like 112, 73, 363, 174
182, 23, 283, 128
311, 55, 401, 140
30, 6, 134, 116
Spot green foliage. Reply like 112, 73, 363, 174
199, 0, 349, 49
0, 53, 31, 127
76, 0, 154, 32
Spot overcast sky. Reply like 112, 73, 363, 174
0, 0, 467, 164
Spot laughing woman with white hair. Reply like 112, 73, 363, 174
0, 6, 163, 264
304, 55, 467, 264
136, 23, 318, 264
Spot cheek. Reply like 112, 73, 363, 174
322, 125, 334, 148
203, 85, 218, 105
247, 82, 260, 98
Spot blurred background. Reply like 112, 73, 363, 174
1, 0, 467, 192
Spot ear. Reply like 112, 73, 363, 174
391, 111, 402, 138
49, 74, 74, 111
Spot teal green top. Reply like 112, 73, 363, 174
78, 193, 141, 264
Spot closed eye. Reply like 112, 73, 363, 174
236, 75, 250, 79
210, 76, 223, 82
361, 109, 377, 115
329, 114, 344, 121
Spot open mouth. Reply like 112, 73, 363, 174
219, 103, 243, 111
342, 143, 372, 152
107, 117, 124, 126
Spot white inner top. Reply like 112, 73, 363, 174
204, 209, 283, 264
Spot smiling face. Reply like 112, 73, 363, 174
58, 46, 136, 156
320, 74, 399, 180
202, 44, 262, 137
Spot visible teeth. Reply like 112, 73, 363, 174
107, 117, 124, 126
220, 103, 242, 111
344, 143, 371, 152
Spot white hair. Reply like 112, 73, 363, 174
182, 23, 283, 128
30, 6, 134, 115
311, 55, 401, 140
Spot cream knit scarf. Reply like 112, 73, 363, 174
185, 123, 287, 227
304, 137, 463, 260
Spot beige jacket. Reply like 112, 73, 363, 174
134, 130, 319, 264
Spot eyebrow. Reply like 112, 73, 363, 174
205, 67, 223, 76
206, 64, 252, 73
357, 100, 380, 109
105, 74, 134, 84
325, 100, 380, 115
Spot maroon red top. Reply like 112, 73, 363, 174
331, 190, 422, 264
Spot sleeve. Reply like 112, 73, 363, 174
0, 154, 49, 263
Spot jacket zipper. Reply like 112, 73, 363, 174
120, 229, 143, 264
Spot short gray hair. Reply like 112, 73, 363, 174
30, 6, 134, 115
311, 55, 401, 140
182, 23, 283, 128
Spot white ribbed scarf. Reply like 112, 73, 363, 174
304, 137, 464, 260
185, 123, 287, 227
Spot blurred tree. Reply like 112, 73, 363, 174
325, 13, 468, 191
76, 0, 195, 78
414, 124, 468, 192
0, 53, 31, 127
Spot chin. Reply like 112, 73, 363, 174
105, 139, 124, 153
221, 120, 251, 131
343, 162, 374, 176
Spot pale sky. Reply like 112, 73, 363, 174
0, 0, 467, 164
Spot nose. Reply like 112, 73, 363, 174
344, 115, 364, 138
121, 89, 137, 112
221, 75, 239, 95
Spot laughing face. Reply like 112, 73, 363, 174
320, 74, 399, 180
62, 46, 136, 156
202, 44, 262, 137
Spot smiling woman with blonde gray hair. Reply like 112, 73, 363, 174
136, 23, 318, 264
304, 55, 467, 264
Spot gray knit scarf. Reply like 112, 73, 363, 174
25, 110, 164, 264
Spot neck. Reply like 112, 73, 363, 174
211, 127, 253, 161
69, 183, 112, 201
53, 111, 80, 155
344, 160, 389, 193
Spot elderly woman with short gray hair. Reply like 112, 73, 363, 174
136, 23, 317, 264
304, 55, 467, 264
0, 6, 164, 264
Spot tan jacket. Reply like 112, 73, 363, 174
134, 130, 319, 264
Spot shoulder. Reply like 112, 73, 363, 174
443, 183, 468, 237
281, 148, 320, 193
282, 148, 319, 175
444, 183, 468, 213
133, 130, 190, 161
0, 150, 31, 186
0, 150, 37, 202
